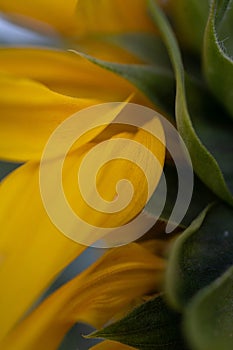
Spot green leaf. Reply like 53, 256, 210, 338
184, 266, 233, 350
148, 0, 233, 205
185, 78, 233, 194
88, 295, 188, 350
165, 202, 233, 310
203, 0, 233, 118
72, 50, 175, 115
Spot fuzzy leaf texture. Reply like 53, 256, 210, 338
89, 295, 188, 350
148, 0, 233, 204
203, 0, 233, 118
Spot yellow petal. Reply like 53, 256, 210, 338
0, 49, 150, 161
141, 239, 171, 257
60, 121, 165, 246
0, 74, 100, 161
0, 48, 145, 97
0, 0, 156, 36
90, 340, 135, 350
0, 243, 165, 350
0, 111, 165, 340
0, 0, 78, 35
0, 162, 85, 341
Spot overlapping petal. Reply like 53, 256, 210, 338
0, 49, 150, 161
0, 74, 99, 161
0, 243, 165, 350
0, 3, 167, 350
0, 48, 144, 96
0, 114, 165, 341
62, 123, 165, 237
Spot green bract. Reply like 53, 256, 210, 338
88, 295, 187, 350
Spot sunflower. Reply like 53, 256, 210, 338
0, 0, 233, 350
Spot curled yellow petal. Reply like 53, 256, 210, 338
0, 49, 149, 161
0, 74, 100, 161
0, 243, 165, 350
